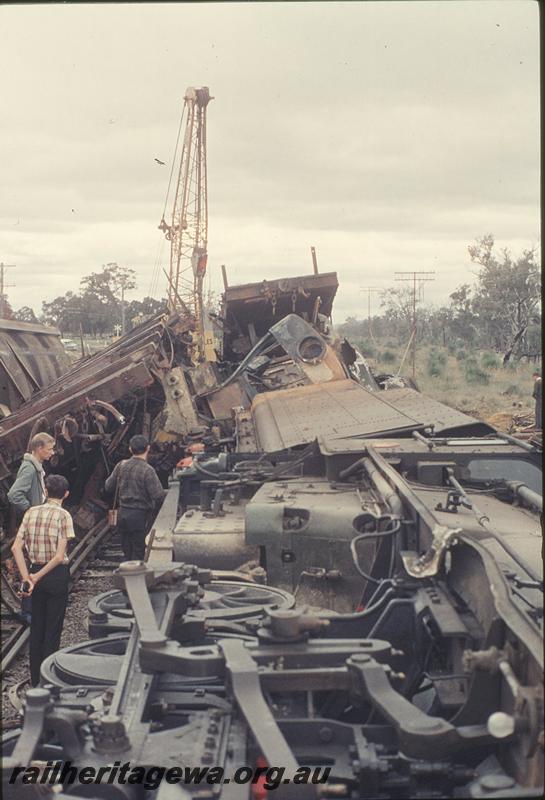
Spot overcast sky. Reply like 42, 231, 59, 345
0, 1, 540, 323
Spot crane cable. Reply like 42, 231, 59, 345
148, 236, 165, 300
162, 101, 187, 222
149, 101, 188, 300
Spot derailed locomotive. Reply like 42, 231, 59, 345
2, 271, 543, 798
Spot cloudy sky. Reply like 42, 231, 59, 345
0, 1, 540, 323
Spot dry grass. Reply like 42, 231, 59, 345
367, 341, 538, 424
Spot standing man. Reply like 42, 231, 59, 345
11, 475, 72, 687
8, 432, 56, 624
105, 434, 167, 561
7, 432, 55, 514
532, 371, 542, 429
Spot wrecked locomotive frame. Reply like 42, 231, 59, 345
2, 270, 543, 798
0, 311, 206, 539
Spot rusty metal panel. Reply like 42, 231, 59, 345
188, 362, 221, 395
206, 382, 248, 420
380, 388, 495, 435
0, 312, 198, 474
251, 379, 419, 452
222, 272, 339, 360
0, 320, 71, 411
0, 360, 155, 469
159, 367, 200, 437
223, 272, 338, 315
0, 337, 34, 403
235, 408, 259, 453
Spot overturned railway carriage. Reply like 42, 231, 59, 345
1, 271, 543, 798
0, 318, 71, 417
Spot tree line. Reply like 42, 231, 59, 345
338, 236, 541, 363
9, 263, 165, 335
4, 235, 541, 357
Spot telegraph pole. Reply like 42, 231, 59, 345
360, 287, 382, 344
394, 271, 435, 379
120, 278, 126, 336
115, 268, 132, 336
310, 246, 319, 275
0, 263, 16, 318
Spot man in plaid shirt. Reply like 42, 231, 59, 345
11, 474, 74, 686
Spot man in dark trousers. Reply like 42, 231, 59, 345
532, 371, 542, 429
105, 434, 167, 561
11, 475, 72, 687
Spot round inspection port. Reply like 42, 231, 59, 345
297, 336, 326, 363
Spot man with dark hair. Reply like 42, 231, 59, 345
127, 434, 148, 455
11, 474, 73, 686
532, 371, 542, 429
105, 434, 167, 561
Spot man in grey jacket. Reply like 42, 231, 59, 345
105, 434, 167, 561
7, 432, 56, 625
8, 432, 56, 514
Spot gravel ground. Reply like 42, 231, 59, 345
1, 536, 121, 729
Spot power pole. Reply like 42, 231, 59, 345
120, 278, 126, 336
0, 263, 16, 319
394, 271, 435, 380
115, 269, 132, 336
310, 246, 319, 275
360, 287, 382, 344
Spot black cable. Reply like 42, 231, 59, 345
192, 460, 240, 481
332, 584, 396, 619
350, 518, 401, 584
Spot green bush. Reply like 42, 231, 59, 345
456, 349, 467, 361
481, 352, 500, 369
435, 349, 447, 366
427, 348, 447, 377
503, 360, 517, 372
381, 350, 396, 364
464, 361, 490, 385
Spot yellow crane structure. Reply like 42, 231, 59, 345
159, 87, 212, 360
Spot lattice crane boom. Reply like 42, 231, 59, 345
159, 86, 212, 358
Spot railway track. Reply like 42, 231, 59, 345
0, 518, 114, 677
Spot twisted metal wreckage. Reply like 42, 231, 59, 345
1, 271, 543, 799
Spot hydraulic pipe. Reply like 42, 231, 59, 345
445, 469, 542, 585
495, 431, 536, 453
412, 430, 434, 450
506, 481, 543, 513
339, 456, 404, 518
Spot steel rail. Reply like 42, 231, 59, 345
1, 518, 112, 676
